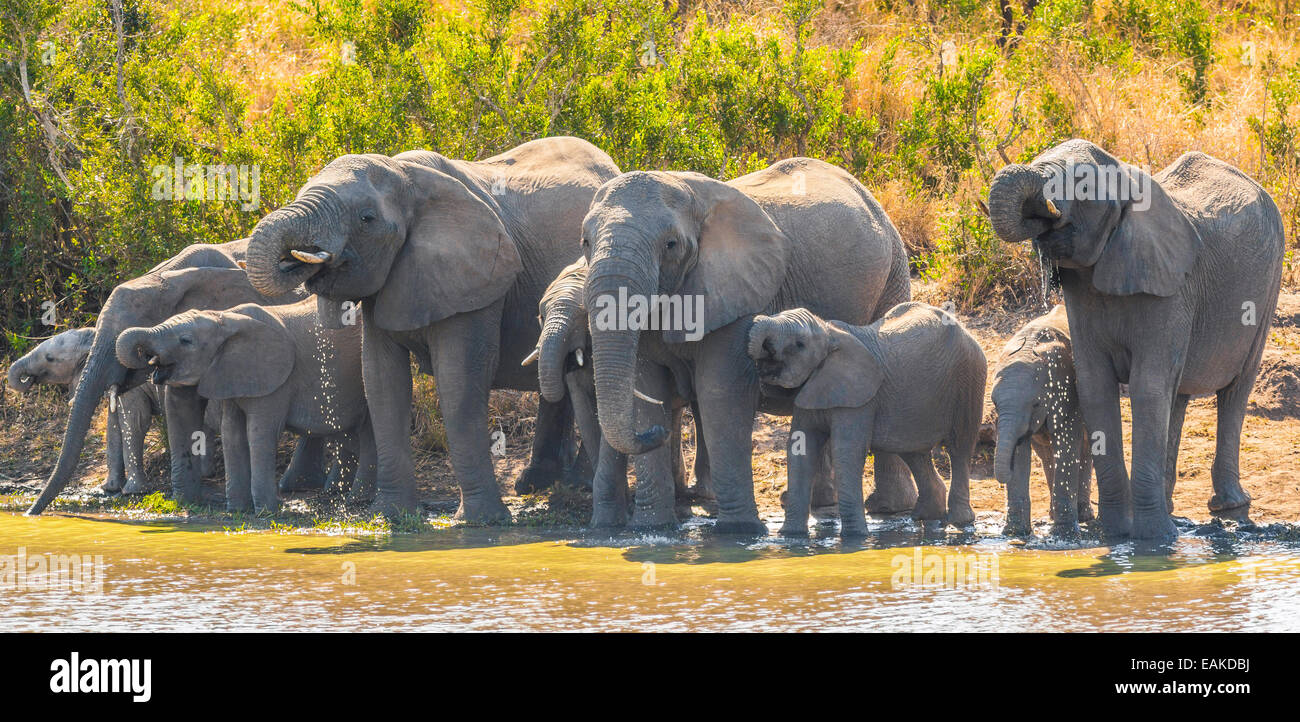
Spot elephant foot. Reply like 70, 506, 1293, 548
1130, 512, 1177, 542
562, 465, 594, 491
712, 516, 768, 536
810, 504, 840, 523
120, 478, 147, 496
101, 478, 123, 494
514, 461, 563, 495
866, 483, 918, 515
226, 499, 253, 513
453, 495, 511, 525
911, 497, 947, 522
1077, 501, 1095, 523
778, 520, 809, 538
279, 471, 327, 493
1208, 489, 1252, 520
590, 505, 628, 529
630, 504, 677, 531
946, 503, 975, 528
839, 521, 870, 539
1049, 520, 1082, 539
371, 489, 421, 520
253, 502, 280, 516
346, 476, 377, 505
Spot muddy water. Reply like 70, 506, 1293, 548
2, 512, 1299, 631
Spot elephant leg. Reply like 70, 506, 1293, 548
361, 322, 420, 518
688, 402, 715, 504
1047, 431, 1082, 538
1164, 394, 1190, 515
221, 403, 252, 513
630, 363, 678, 529
326, 434, 360, 494
1076, 433, 1095, 522
102, 410, 126, 494
515, 396, 574, 494
590, 439, 629, 528
1208, 376, 1256, 520
430, 311, 510, 524
1127, 355, 1181, 541
693, 325, 764, 535
247, 416, 283, 515
279, 436, 331, 493
163, 385, 206, 505
119, 395, 151, 495
779, 418, 824, 537
946, 433, 977, 529
348, 420, 379, 504
1073, 349, 1131, 538
809, 441, 838, 522
831, 417, 872, 538
564, 372, 599, 489
905, 451, 948, 522
866, 453, 917, 514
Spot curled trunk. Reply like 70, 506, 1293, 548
7, 357, 33, 392
987, 164, 1054, 244
244, 189, 343, 298
116, 327, 163, 368
586, 269, 666, 456
537, 307, 576, 403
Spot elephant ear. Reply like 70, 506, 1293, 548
197, 305, 296, 400
1092, 170, 1202, 297
668, 176, 791, 343
371, 162, 522, 331
795, 325, 882, 410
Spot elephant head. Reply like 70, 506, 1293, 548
116, 304, 295, 400
987, 139, 1202, 297
243, 152, 522, 332
582, 172, 791, 455
28, 261, 277, 515
527, 258, 591, 403
747, 308, 878, 410
991, 312, 1071, 490
7, 328, 95, 393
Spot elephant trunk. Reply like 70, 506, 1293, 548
994, 411, 1031, 487
987, 164, 1055, 244
116, 327, 165, 369
27, 339, 121, 515
245, 188, 344, 298
7, 356, 34, 392
537, 306, 576, 403
586, 265, 667, 456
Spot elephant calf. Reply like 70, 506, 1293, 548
749, 303, 986, 537
117, 298, 374, 514
992, 304, 1094, 537
6, 327, 179, 494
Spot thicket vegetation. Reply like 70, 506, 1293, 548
3, 0, 1299, 355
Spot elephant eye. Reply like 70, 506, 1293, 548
795, 341, 805, 350
45, 354, 55, 363
360, 210, 376, 224
179, 335, 194, 346
666, 239, 677, 250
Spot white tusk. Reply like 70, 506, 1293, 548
520, 348, 540, 366
291, 249, 333, 264
20, 375, 31, 384
147, 355, 159, 366
108, 384, 118, 413
633, 388, 663, 405
575, 348, 584, 367
1044, 195, 1060, 217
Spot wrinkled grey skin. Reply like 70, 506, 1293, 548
7, 328, 171, 494
988, 139, 1285, 540
532, 257, 714, 527
750, 304, 986, 538
25, 240, 327, 515
243, 137, 619, 522
992, 304, 1094, 537
582, 158, 915, 534
117, 298, 374, 514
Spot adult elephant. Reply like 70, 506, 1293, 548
987, 139, 1284, 540
242, 137, 620, 521
581, 158, 915, 534
25, 240, 326, 515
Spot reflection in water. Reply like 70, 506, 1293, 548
1, 512, 1298, 632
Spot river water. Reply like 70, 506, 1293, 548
2, 512, 1298, 632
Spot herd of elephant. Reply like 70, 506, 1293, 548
7, 136, 1284, 542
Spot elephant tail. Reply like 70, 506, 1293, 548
873, 231, 912, 319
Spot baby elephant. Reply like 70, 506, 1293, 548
7, 327, 173, 494
992, 304, 1093, 537
116, 298, 373, 514
749, 303, 986, 537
